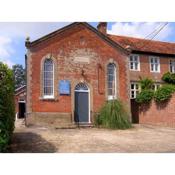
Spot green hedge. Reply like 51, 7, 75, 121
0, 62, 15, 152
95, 100, 132, 129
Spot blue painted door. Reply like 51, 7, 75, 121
74, 91, 89, 123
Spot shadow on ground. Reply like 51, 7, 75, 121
9, 132, 57, 153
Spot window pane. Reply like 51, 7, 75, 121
150, 58, 153, 63
107, 63, 116, 98
43, 59, 54, 96
136, 84, 139, 89
108, 89, 113, 96
134, 56, 138, 61
135, 63, 138, 70
155, 64, 158, 71
108, 75, 114, 81
151, 64, 154, 71
130, 56, 133, 61
130, 62, 133, 69
108, 82, 113, 88
131, 91, 135, 98
131, 84, 134, 89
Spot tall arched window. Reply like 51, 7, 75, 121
107, 63, 116, 100
43, 58, 54, 98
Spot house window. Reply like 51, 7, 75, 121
43, 59, 54, 98
170, 59, 175, 73
107, 63, 116, 100
152, 83, 161, 91
129, 55, 140, 71
130, 83, 139, 99
150, 57, 160, 72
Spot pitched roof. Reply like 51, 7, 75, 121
15, 85, 26, 95
26, 22, 175, 56
26, 22, 127, 54
108, 34, 175, 56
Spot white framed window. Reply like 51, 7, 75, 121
170, 59, 175, 73
130, 83, 139, 99
43, 59, 54, 98
152, 83, 161, 91
129, 54, 140, 71
107, 63, 116, 100
149, 56, 160, 72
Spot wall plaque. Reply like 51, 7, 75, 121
59, 80, 70, 95
73, 56, 90, 63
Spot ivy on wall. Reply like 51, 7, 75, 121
136, 73, 175, 104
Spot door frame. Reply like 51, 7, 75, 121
18, 100, 26, 119
74, 83, 91, 124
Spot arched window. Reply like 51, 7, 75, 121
43, 59, 54, 98
107, 63, 116, 100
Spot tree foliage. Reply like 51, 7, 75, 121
0, 62, 15, 152
12, 64, 26, 89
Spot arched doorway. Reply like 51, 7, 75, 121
74, 83, 90, 123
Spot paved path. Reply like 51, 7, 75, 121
10, 124, 175, 153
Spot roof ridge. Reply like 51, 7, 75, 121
108, 34, 175, 45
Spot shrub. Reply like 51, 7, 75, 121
162, 72, 175, 84
154, 84, 175, 102
0, 62, 15, 152
136, 89, 154, 104
95, 100, 132, 129
139, 77, 154, 90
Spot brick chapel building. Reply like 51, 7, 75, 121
25, 22, 175, 127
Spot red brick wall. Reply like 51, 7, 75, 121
139, 94, 175, 127
130, 54, 171, 82
29, 25, 129, 114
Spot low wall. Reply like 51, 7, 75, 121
139, 94, 175, 127
26, 112, 73, 128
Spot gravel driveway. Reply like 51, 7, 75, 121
10, 124, 175, 153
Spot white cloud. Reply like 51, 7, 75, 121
0, 36, 15, 67
107, 22, 173, 41
0, 22, 70, 67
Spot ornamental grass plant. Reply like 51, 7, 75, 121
95, 99, 132, 129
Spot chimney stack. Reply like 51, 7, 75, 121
97, 22, 107, 35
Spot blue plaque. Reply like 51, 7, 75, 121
59, 80, 70, 95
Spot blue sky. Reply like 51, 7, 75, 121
0, 22, 175, 67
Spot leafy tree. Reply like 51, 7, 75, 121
12, 64, 26, 89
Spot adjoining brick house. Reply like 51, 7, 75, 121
15, 85, 26, 120
25, 22, 175, 127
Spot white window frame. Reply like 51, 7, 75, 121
130, 82, 140, 99
152, 83, 161, 91
107, 63, 117, 100
149, 56, 160, 73
129, 54, 140, 71
43, 59, 54, 99
169, 59, 175, 73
